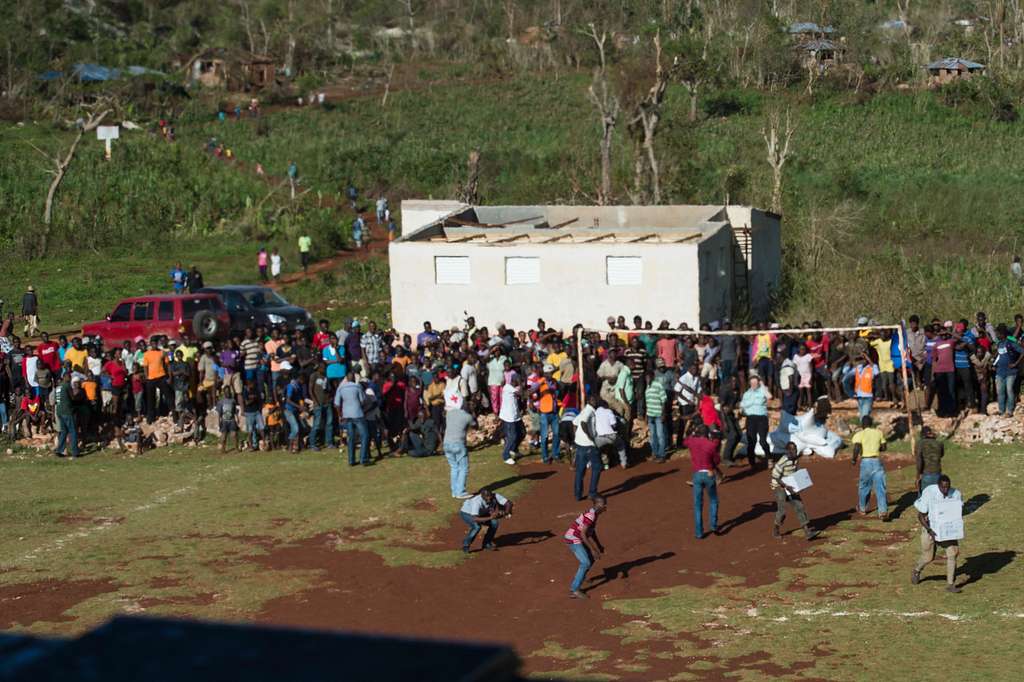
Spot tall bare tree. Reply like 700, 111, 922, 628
29, 106, 110, 254
626, 32, 669, 203
762, 107, 795, 215
583, 23, 620, 204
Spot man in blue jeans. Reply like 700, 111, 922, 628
851, 415, 888, 521
53, 371, 80, 459
572, 395, 603, 501
533, 364, 561, 464
444, 404, 476, 500
564, 494, 607, 599
334, 372, 369, 466
992, 324, 1023, 415
460, 489, 513, 553
683, 424, 722, 539
307, 363, 333, 450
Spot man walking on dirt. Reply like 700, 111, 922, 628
771, 443, 820, 540
911, 474, 963, 593
298, 234, 312, 273
21, 286, 39, 337
851, 415, 889, 521
564, 494, 607, 599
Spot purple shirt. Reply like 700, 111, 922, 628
345, 331, 362, 361
219, 349, 239, 374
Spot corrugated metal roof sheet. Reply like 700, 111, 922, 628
788, 22, 835, 34
801, 39, 840, 51
927, 57, 985, 70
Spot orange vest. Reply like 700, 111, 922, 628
854, 365, 874, 396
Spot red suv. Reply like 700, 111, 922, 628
82, 294, 231, 346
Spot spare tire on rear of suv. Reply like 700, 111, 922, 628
193, 310, 221, 341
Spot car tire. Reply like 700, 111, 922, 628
193, 310, 221, 341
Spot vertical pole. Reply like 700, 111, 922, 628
896, 322, 916, 456
104, 138, 112, 161
577, 327, 586, 408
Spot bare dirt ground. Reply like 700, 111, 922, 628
255, 454, 908, 678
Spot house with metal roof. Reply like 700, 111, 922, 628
799, 39, 843, 68
389, 202, 781, 332
926, 57, 985, 85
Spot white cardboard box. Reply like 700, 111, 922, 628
930, 499, 964, 542
781, 468, 813, 492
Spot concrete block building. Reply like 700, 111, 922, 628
389, 202, 781, 333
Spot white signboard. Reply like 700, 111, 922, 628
929, 499, 964, 542
781, 468, 813, 493
96, 125, 120, 140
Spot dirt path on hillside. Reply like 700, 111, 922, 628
255, 455, 910, 679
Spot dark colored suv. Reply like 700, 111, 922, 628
82, 294, 230, 346
198, 286, 314, 334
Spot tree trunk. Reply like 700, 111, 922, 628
631, 134, 645, 202
600, 120, 614, 203
689, 89, 698, 122
644, 118, 661, 204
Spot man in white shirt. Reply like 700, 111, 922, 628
594, 401, 628, 469
674, 361, 701, 448
572, 395, 603, 500
499, 376, 523, 464
459, 489, 513, 553
911, 475, 963, 593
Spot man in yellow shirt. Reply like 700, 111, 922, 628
851, 415, 888, 521
545, 340, 568, 382
64, 337, 89, 373
870, 330, 896, 405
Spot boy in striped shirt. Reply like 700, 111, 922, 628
565, 495, 608, 599
770, 443, 820, 540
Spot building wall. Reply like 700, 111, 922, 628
388, 238, 711, 334
749, 209, 782, 322
697, 225, 735, 323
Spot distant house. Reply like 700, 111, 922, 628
927, 57, 985, 85
799, 39, 843, 68
185, 49, 276, 91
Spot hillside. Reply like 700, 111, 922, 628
3, 73, 1024, 329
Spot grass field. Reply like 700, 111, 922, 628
2, 437, 1020, 680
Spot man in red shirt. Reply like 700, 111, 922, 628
102, 352, 128, 418
564, 494, 607, 599
684, 424, 723, 539
312, 319, 333, 351
35, 332, 61, 374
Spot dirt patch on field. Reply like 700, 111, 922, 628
0, 578, 119, 629
255, 455, 898, 677
412, 498, 438, 512
137, 592, 217, 609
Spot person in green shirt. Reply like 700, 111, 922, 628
298, 234, 312, 273
851, 415, 888, 521
644, 370, 668, 461
53, 368, 79, 458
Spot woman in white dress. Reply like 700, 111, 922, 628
270, 247, 282, 280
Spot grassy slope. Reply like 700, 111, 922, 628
1, 441, 1020, 680
4, 75, 1024, 330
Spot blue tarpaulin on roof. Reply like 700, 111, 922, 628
37, 63, 166, 82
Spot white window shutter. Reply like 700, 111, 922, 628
505, 257, 540, 285
435, 256, 471, 285
606, 256, 642, 286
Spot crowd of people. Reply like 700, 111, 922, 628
2, 308, 1021, 461
0, 304, 984, 594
